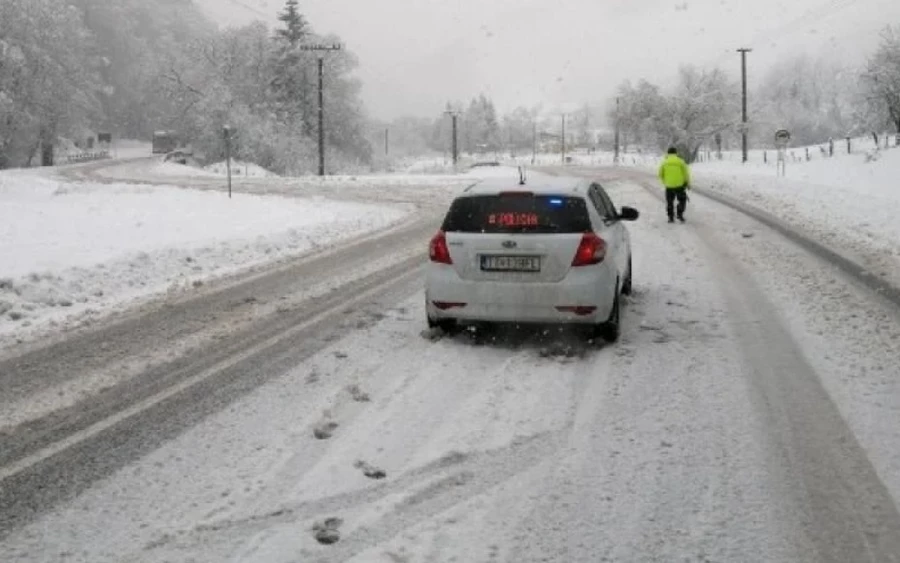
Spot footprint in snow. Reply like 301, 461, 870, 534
347, 384, 371, 402
354, 460, 387, 479
312, 517, 343, 545
313, 421, 338, 440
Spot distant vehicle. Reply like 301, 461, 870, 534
470, 161, 501, 168
152, 130, 179, 154
425, 176, 639, 342
164, 149, 193, 165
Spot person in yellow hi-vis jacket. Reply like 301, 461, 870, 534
658, 147, 691, 223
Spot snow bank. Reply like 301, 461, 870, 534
0, 171, 408, 347
145, 161, 222, 178
691, 146, 900, 286
204, 160, 278, 178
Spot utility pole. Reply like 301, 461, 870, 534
561, 114, 566, 164
531, 120, 537, 165
384, 127, 389, 156
223, 125, 233, 199
444, 110, 459, 166
614, 97, 621, 164
737, 48, 752, 163
300, 42, 342, 176
317, 57, 325, 174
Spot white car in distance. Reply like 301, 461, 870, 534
425, 176, 639, 342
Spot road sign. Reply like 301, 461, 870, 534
775, 129, 791, 147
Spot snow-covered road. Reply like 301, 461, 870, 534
3, 163, 900, 562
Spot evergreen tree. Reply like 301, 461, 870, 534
270, 0, 313, 133
275, 0, 308, 47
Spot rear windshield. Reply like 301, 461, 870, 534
441, 194, 591, 234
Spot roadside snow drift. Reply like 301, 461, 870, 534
692, 145, 900, 287
0, 170, 408, 346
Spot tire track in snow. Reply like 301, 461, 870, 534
589, 168, 900, 560
499, 194, 811, 563
0, 213, 436, 451
139, 431, 564, 561
694, 186, 900, 312
0, 250, 429, 538
126, 315, 603, 560
691, 212, 900, 562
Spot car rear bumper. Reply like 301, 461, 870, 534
425, 264, 616, 324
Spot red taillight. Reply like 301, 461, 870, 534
429, 230, 453, 264
572, 232, 606, 266
556, 306, 597, 316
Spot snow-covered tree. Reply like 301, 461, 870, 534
461, 94, 502, 154
0, 0, 372, 172
609, 80, 667, 152
270, 0, 314, 134
275, 0, 308, 46
574, 104, 595, 148
862, 26, 900, 134
658, 66, 737, 161
752, 53, 858, 146
501, 106, 539, 153
0, 0, 102, 167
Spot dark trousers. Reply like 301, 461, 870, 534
666, 187, 687, 219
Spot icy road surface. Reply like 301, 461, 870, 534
2, 166, 900, 562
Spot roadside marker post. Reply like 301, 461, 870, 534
775, 129, 790, 177
224, 125, 233, 198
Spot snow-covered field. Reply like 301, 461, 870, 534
0, 169, 409, 349
690, 143, 900, 287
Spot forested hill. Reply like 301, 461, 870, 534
0, 0, 371, 173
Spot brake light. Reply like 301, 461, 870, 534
429, 230, 453, 264
572, 232, 606, 266
556, 306, 597, 316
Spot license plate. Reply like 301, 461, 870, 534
480, 255, 541, 272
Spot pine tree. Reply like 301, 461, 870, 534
276, 0, 308, 47
481, 95, 502, 152
270, 0, 313, 133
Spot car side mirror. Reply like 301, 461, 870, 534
618, 206, 639, 221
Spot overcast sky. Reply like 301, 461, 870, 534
201, 0, 900, 120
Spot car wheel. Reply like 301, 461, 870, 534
621, 256, 633, 296
428, 317, 459, 335
594, 283, 621, 343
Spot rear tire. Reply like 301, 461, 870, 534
428, 317, 459, 335
621, 256, 633, 296
594, 284, 621, 343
